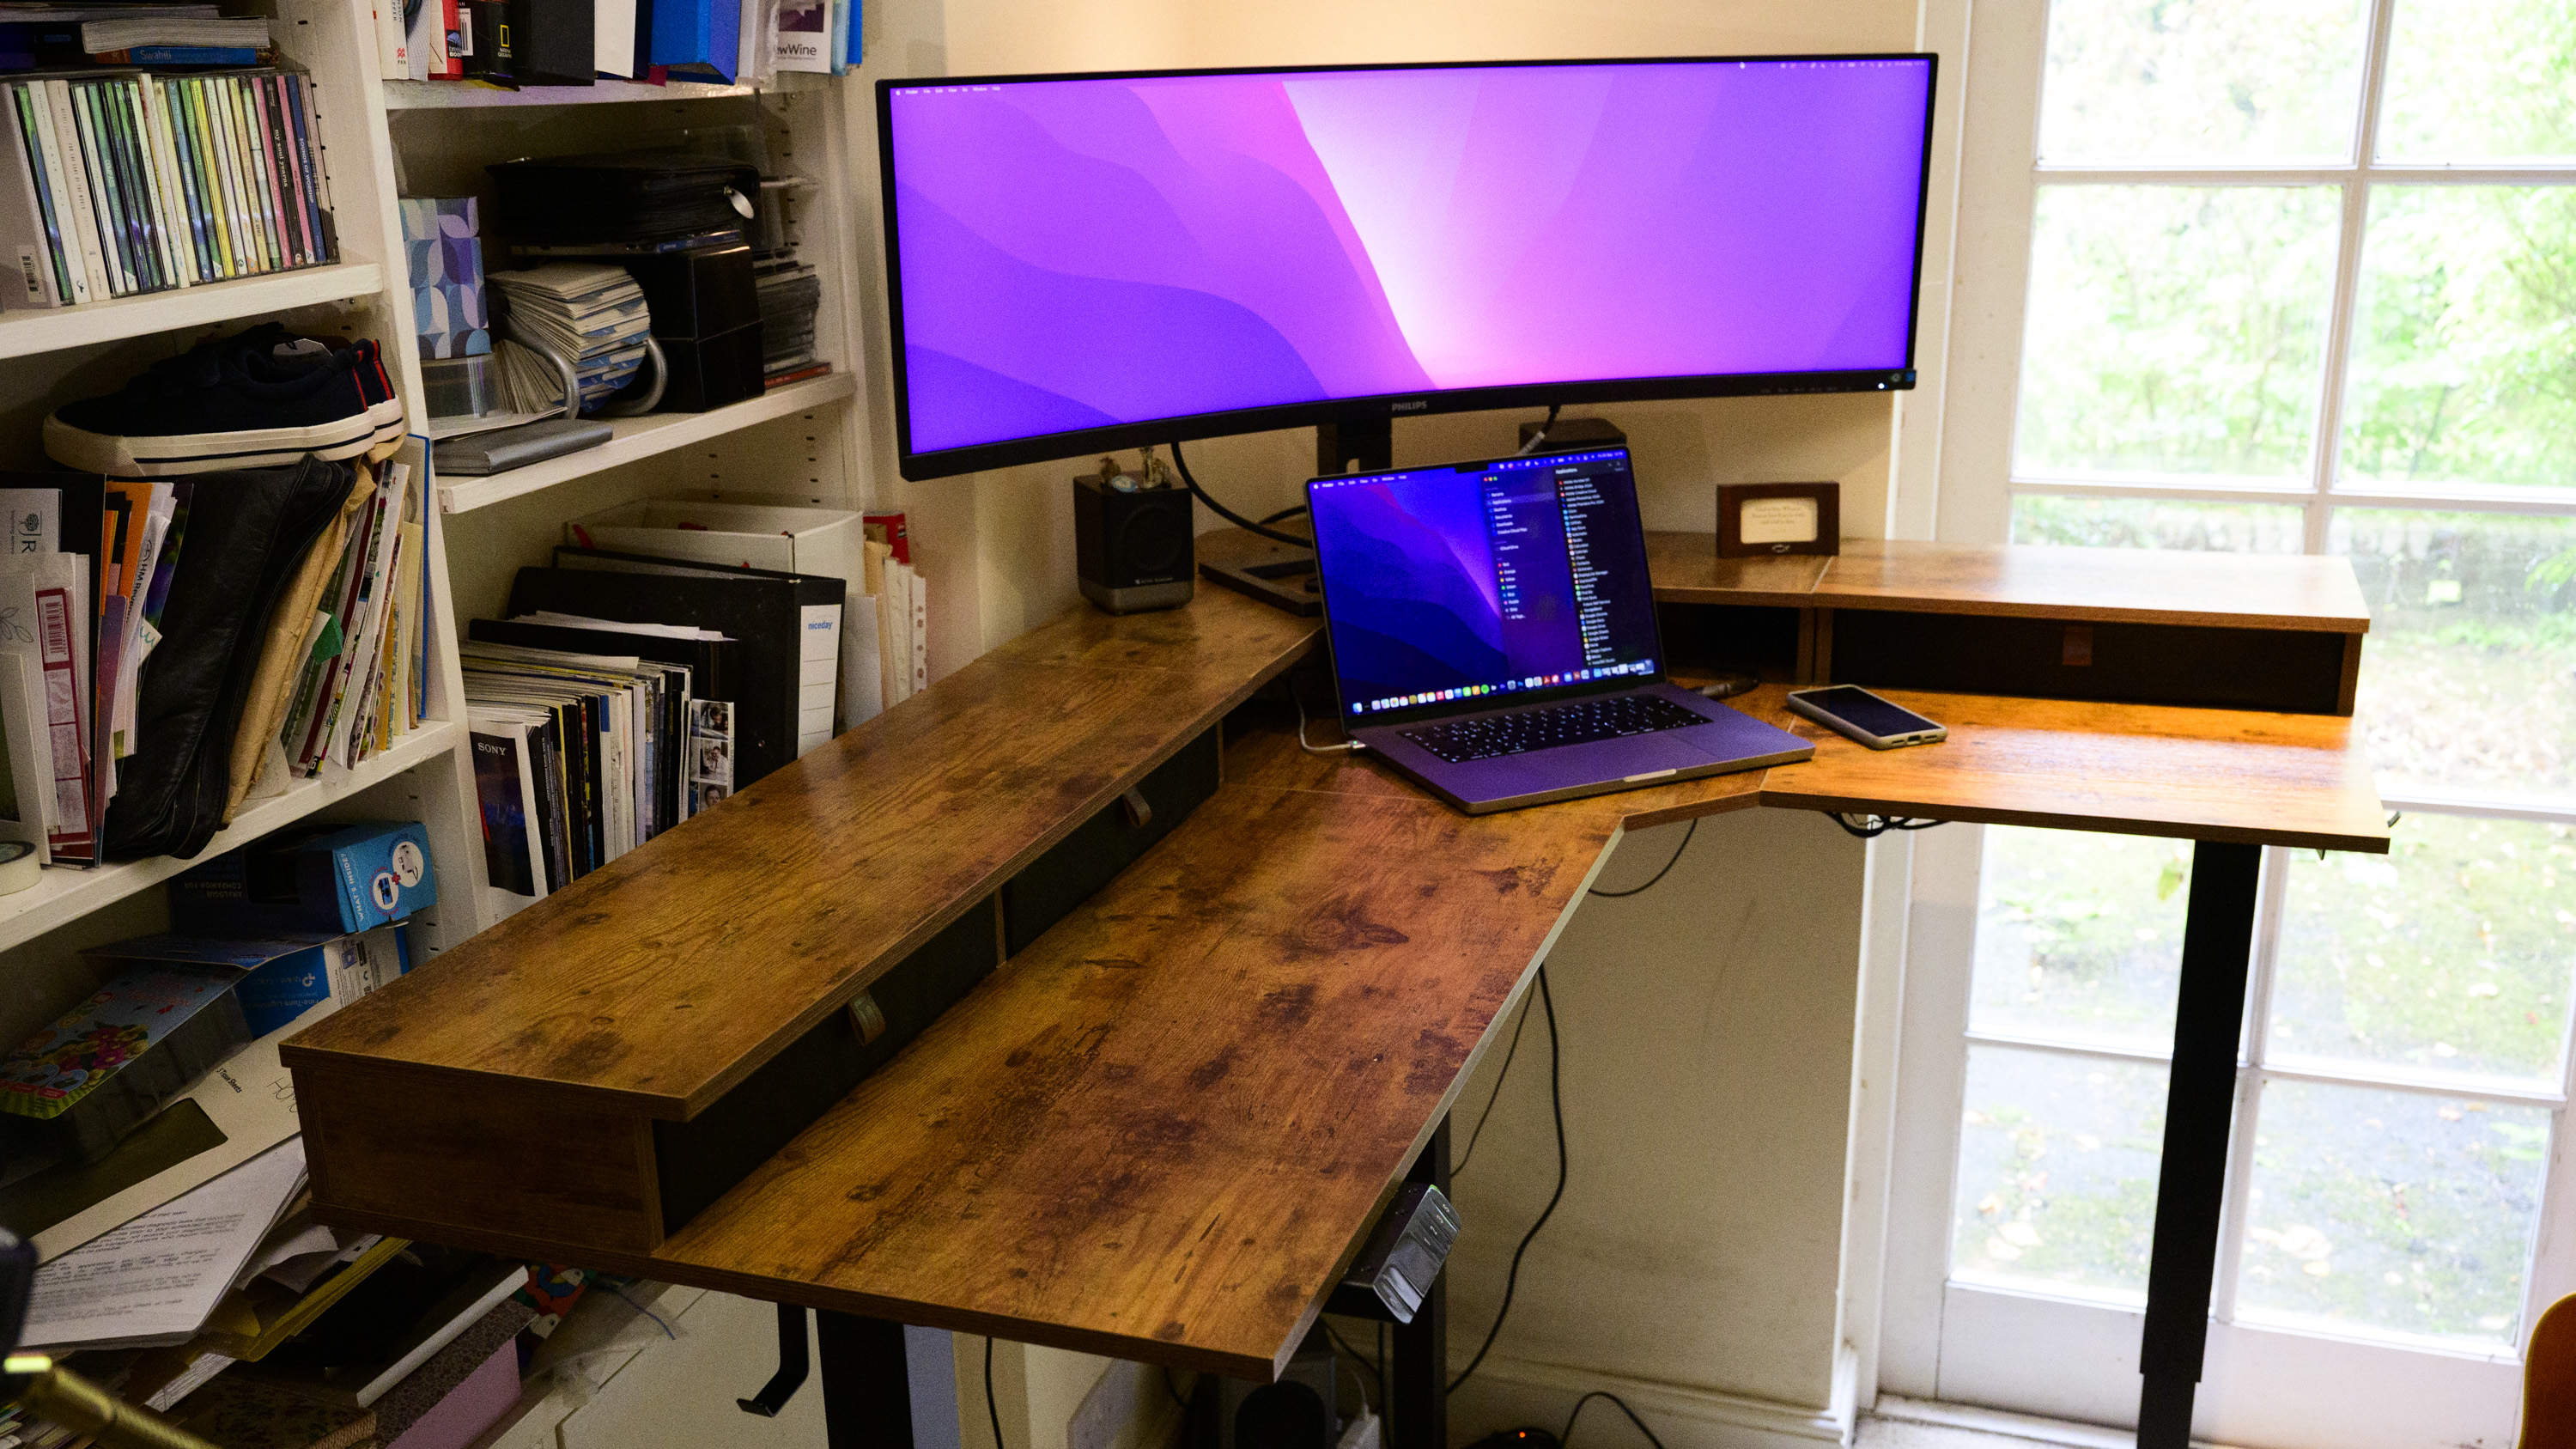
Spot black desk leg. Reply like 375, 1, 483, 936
818, 1311, 916, 1449
1390, 1117, 1449, 1449
2136, 841, 2262, 1449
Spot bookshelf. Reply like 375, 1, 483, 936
435, 370, 856, 514
0, 262, 387, 362
0, 0, 879, 1047
0, 721, 464, 956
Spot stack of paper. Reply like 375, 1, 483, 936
488, 264, 651, 412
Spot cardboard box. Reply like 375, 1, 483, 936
0, 969, 250, 1162
170, 822, 438, 936
98, 927, 411, 1039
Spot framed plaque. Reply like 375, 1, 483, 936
1716, 482, 1838, 557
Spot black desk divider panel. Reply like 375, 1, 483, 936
1657, 603, 1804, 682
653, 903, 999, 1233
1001, 727, 1223, 957
1827, 611, 2350, 715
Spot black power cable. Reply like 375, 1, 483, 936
987, 1337, 1005, 1449
1515, 404, 1563, 455
1561, 1391, 1668, 1449
1170, 437, 1311, 547
1587, 819, 1695, 898
1447, 967, 1564, 1395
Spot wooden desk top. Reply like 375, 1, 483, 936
1647, 535, 2372, 634
287, 537, 2388, 1381
285, 588, 1321, 1116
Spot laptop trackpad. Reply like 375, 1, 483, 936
1510, 730, 1710, 785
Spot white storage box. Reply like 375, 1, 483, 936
565, 496, 882, 739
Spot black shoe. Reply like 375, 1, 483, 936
45, 329, 394, 475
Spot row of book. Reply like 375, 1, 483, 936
0, 450, 432, 869
0, 65, 336, 309
464, 624, 734, 903
272, 449, 436, 784
390, 0, 860, 90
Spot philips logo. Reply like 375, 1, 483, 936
1390, 400, 1428, 413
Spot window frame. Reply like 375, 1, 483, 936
1886, 0, 2576, 1435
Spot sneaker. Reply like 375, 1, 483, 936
44, 329, 391, 475
223, 324, 405, 446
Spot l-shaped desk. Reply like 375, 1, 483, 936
284, 534, 2385, 1449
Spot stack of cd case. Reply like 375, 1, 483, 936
489, 262, 653, 413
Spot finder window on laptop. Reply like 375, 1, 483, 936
1307, 447, 1812, 814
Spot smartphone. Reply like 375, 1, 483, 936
1784, 685, 1947, 750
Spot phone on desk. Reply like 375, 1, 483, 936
1785, 685, 1947, 750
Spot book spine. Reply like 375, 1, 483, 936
92, 46, 262, 65
283, 74, 331, 261
255, 76, 304, 267
184, 79, 235, 279
111, 79, 177, 291
88, 81, 146, 292
156, 77, 213, 284
213, 76, 261, 272
134, 76, 193, 286
440, 0, 464, 78
28, 82, 89, 302
0, 83, 63, 306
233, 76, 282, 273
206, 76, 255, 273
65, 82, 131, 295
109, 79, 168, 292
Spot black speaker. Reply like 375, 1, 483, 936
1074, 474, 1194, 613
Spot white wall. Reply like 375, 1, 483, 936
829, 3, 1935, 1446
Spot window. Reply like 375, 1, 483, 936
1888, 2, 2576, 1441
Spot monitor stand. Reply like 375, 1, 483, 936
1195, 419, 1393, 617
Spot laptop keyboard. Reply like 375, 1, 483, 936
1398, 693, 1708, 764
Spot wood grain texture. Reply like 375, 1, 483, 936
1643, 532, 1832, 605
285, 589, 1320, 1117
289, 540, 2391, 1382
1749, 686, 2391, 853
297, 1064, 664, 1253
651, 778, 1619, 1377
1815, 540, 2371, 633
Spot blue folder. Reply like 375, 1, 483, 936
648, 0, 738, 82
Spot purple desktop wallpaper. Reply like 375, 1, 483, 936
886, 58, 1933, 456
1309, 453, 1657, 713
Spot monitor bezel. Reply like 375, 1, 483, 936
876, 53, 1941, 483
1305, 446, 1673, 729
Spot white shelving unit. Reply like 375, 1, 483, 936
0, 0, 876, 1050
0, 263, 386, 362
437, 370, 856, 514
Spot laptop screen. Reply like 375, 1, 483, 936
1309, 447, 1662, 721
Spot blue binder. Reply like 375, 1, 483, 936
647, 0, 737, 82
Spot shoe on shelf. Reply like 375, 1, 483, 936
42, 326, 404, 476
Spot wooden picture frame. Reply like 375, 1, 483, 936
1716, 481, 1839, 557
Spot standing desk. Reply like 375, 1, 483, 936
283, 536, 2383, 1449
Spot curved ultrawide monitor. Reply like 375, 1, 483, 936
878, 55, 1938, 480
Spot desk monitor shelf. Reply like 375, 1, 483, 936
285, 536, 2386, 1433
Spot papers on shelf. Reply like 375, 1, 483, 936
20, 1136, 307, 1350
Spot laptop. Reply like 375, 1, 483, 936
1306, 446, 1814, 815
